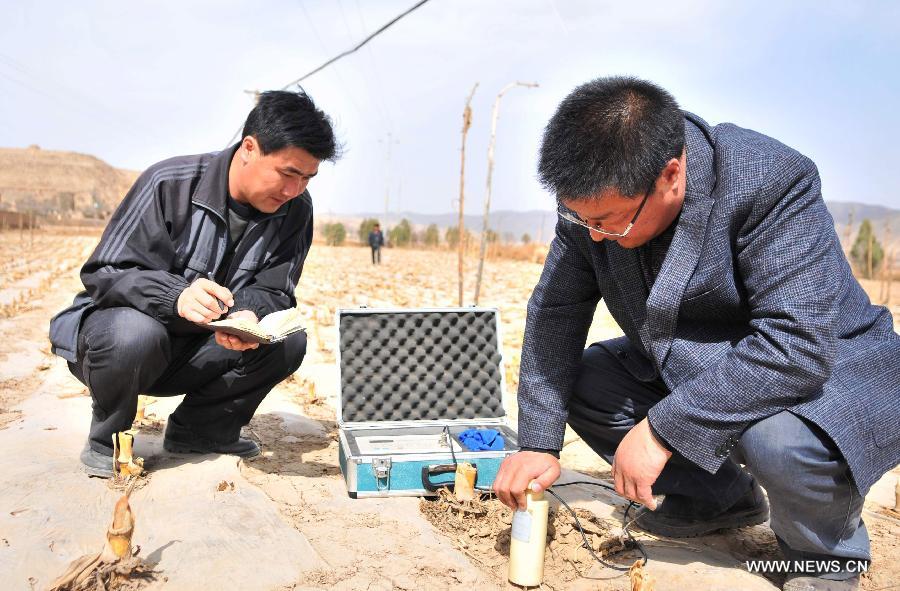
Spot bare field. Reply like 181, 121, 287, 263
0, 228, 897, 591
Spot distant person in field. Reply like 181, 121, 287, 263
368, 223, 385, 264
49, 90, 339, 478
492, 77, 899, 591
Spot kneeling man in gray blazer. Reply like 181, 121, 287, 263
492, 76, 899, 591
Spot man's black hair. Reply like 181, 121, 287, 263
538, 76, 684, 201
242, 90, 340, 161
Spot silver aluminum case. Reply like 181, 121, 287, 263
334, 306, 513, 431
335, 306, 517, 497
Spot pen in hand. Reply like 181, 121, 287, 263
207, 272, 229, 315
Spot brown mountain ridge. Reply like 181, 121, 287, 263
0, 145, 139, 221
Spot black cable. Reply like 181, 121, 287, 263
551, 479, 617, 493
544, 488, 634, 573
552, 481, 649, 567
280, 0, 433, 91
226, 0, 434, 146
475, 480, 650, 573
444, 425, 458, 466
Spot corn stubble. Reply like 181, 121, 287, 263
48, 479, 156, 591
48, 432, 155, 591
113, 431, 145, 479
629, 559, 654, 591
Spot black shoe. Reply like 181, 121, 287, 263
80, 443, 114, 478
783, 575, 859, 591
634, 480, 769, 538
162, 416, 260, 458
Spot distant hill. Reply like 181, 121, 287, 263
317, 210, 559, 244
827, 200, 899, 226
1, 143, 895, 249
320, 201, 900, 249
0, 145, 139, 220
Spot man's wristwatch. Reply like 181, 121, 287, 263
518, 446, 561, 459
646, 419, 672, 452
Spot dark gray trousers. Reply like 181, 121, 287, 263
567, 340, 870, 574
68, 307, 307, 454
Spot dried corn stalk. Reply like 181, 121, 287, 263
113, 431, 144, 478
48, 479, 155, 590
894, 476, 899, 513
134, 396, 147, 422
629, 559, 654, 591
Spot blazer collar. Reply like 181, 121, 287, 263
644, 112, 718, 367
600, 114, 717, 363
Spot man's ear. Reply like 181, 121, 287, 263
661, 153, 685, 189
240, 136, 258, 164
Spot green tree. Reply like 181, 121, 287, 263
323, 222, 346, 246
358, 218, 380, 244
850, 219, 885, 279
388, 218, 413, 247
521, 233, 531, 244
446, 226, 462, 248
484, 229, 499, 243
423, 224, 440, 247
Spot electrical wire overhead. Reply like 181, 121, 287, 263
226, 0, 433, 146
280, 0, 432, 90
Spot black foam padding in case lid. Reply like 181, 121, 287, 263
339, 310, 506, 423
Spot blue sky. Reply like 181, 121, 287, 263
2, 1, 898, 214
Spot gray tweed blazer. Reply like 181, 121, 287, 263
517, 113, 899, 494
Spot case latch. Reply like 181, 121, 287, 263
372, 457, 392, 491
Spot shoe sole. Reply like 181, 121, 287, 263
635, 505, 770, 538
163, 441, 260, 458
80, 464, 113, 479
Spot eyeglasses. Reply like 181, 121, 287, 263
557, 186, 652, 238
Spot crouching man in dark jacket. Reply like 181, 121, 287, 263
49, 90, 339, 477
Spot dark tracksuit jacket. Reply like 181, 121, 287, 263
49, 144, 314, 362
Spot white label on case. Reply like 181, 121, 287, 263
511, 510, 532, 543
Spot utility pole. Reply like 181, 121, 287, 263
379, 132, 400, 217
881, 222, 892, 304
473, 81, 538, 305
868, 228, 874, 279
844, 208, 854, 256
457, 83, 478, 307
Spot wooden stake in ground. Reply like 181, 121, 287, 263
457, 82, 478, 307
48, 479, 155, 590
473, 81, 538, 306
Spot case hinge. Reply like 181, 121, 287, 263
372, 457, 392, 491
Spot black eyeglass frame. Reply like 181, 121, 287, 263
557, 183, 654, 238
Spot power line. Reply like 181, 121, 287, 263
297, 0, 367, 119
279, 0, 433, 91
225, 0, 433, 146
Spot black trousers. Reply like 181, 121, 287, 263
68, 307, 307, 454
567, 340, 753, 516
567, 339, 870, 571
371, 246, 381, 264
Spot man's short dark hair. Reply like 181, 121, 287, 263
242, 90, 340, 161
538, 76, 684, 201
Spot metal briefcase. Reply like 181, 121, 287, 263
336, 307, 519, 498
